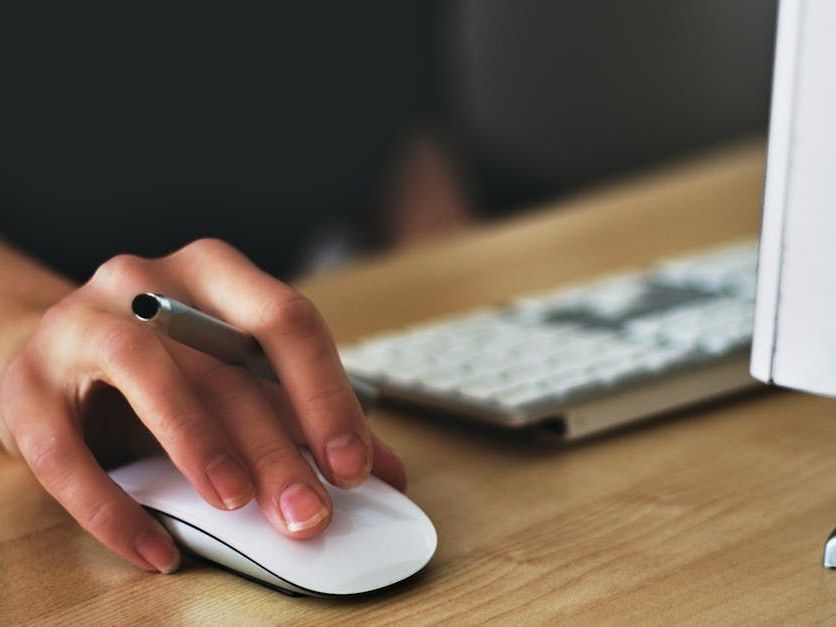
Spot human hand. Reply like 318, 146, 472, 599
0, 239, 405, 574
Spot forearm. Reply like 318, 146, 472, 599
0, 238, 75, 370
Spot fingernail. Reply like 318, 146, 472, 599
278, 482, 329, 533
135, 530, 180, 574
326, 432, 369, 487
206, 454, 254, 510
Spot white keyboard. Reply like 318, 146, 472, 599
339, 240, 759, 439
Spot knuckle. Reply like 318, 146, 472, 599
302, 383, 354, 414
257, 294, 321, 337
248, 441, 301, 477
23, 431, 71, 488
199, 364, 252, 407
89, 254, 149, 290
37, 299, 76, 337
201, 361, 246, 389
157, 403, 208, 448
174, 237, 234, 261
81, 496, 124, 533
100, 324, 156, 370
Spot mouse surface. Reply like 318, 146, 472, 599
108, 455, 437, 597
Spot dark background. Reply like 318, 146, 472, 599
0, 1, 777, 281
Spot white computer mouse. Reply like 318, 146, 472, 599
108, 454, 437, 597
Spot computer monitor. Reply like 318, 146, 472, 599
751, 0, 836, 397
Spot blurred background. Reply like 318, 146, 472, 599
0, 1, 776, 281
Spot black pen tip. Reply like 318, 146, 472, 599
132, 293, 161, 321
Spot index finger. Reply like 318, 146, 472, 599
166, 239, 371, 489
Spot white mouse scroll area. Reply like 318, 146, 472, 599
109, 456, 437, 596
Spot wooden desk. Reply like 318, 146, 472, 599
4, 142, 836, 623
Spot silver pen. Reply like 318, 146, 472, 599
131, 293, 379, 410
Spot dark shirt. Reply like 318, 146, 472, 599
0, 3, 437, 281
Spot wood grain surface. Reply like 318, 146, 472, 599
5, 141, 836, 624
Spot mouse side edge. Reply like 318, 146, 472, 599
152, 508, 436, 598
109, 456, 438, 596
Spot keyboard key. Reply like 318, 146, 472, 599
339, 239, 758, 428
